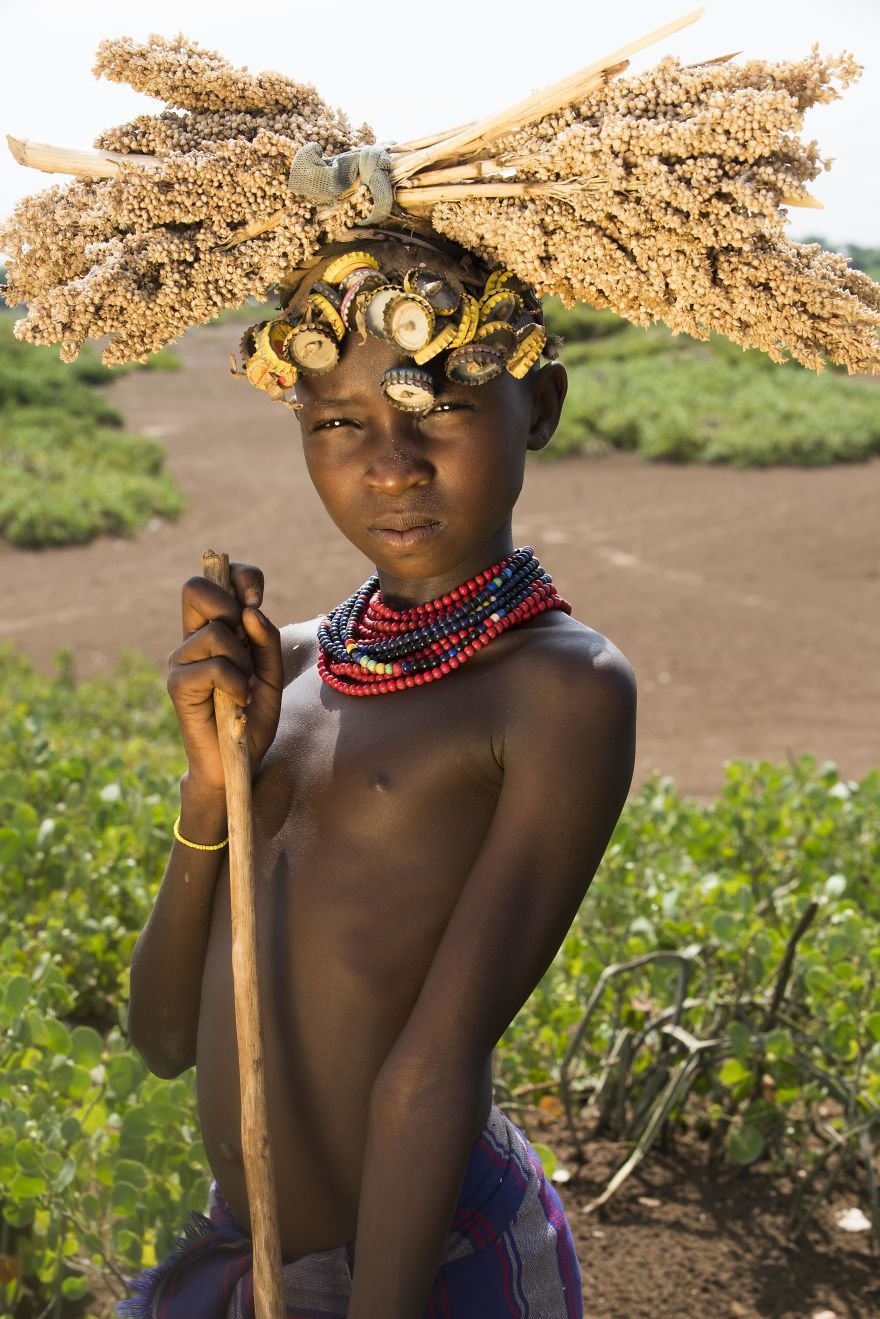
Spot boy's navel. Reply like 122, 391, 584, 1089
371, 771, 391, 793
220, 1140, 242, 1164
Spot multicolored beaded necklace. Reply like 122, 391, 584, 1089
317, 546, 572, 696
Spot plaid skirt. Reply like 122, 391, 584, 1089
116, 1103, 583, 1317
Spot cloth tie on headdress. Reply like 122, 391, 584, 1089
287, 143, 394, 225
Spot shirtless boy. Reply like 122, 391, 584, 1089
120, 232, 637, 1318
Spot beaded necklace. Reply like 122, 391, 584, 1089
317, 546, 572, 696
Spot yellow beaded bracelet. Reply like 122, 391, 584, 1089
173, 815, 228, 851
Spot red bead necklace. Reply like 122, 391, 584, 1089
317, 546, 571, 696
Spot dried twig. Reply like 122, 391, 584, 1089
763, 899, 819, 1031
389, 8, 706, 180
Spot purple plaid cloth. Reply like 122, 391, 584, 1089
116, 1104, 582, 1317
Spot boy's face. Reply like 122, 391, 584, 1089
294, 329, 567, 588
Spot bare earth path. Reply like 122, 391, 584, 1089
6, 325, 879, 1316
3, 323, 878, 802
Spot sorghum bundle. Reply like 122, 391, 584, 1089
2, 21, 878, 375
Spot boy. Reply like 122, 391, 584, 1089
120, 230, 637, 1318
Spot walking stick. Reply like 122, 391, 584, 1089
202, 548, 285, 1317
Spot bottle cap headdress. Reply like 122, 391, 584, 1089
3, 7, 879, 400
233, 230, 555, 411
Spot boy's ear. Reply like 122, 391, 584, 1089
526, 361, 568, 452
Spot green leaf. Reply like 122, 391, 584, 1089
764, 1028, 794, 1058
824, 1020, 858, 1060
720, 1057, 751, 1087
0, 828, 23, 865
113, 1227, 142, 1265
727, 1021, 752, 1061
3, 1201, 35, 1228
55, 1158, 76, 1193
44, 1017, 72, 1054
70, 1025, 104, 1068
827, 932, 855, 961
727, 1123, 764, 1164
110, 1182, 140, 1216
25, 1009, 48, 1045
107, 1053, 141, 1098
531, 1143, 558, 1179
9, 1172, 47, 1198
60, 1116, 81, 1144
4, 975, 31, 1016
50, 1058, 74, 1095
114, 1159, 148, 1189
67, 1065, 93, 1100
61, 1276, 89, 1300
14, 1139, 41, 1173
710, 911, 739, 946
805, 967, 835, 997
866, 1013, 880, 1043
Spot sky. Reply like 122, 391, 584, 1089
0, 0, 877, 261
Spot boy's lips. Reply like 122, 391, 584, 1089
367, 517, 443, 549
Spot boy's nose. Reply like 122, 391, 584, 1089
363, 435, 434, 496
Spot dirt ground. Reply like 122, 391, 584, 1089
3, 324, 878, 802
516, 1099, 880, 1319
5, 323, 879, 1315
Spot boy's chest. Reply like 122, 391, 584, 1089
244, 660, 510, 998
253, 660, 508, 888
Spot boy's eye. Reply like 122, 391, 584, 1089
313, 418, 354, 431
422, 401, 471, 418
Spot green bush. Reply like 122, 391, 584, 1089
499, 754, 880, 1193
0, 647, 204, 1314
543, 341, 880, 466
0, 407, 186, 546
0, 647, 184, 1027
0, 967, 208, 1316
0, 312, 186, 548
540, 269, 880, 468
1, 644, 878, 1311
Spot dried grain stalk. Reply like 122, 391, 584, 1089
2, 11, 878, 374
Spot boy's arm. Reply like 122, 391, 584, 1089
126, 774, 229, 1077
127, 564, 284, 1077
347, 636, 637, 1319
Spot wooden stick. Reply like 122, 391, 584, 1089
202, 549, 284, 1319
402, 159, 521, 188
5, 133, 160, 178
395, 176, 611, 210
391, 121, 476, 154
389, 7, 706, 181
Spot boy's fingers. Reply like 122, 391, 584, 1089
167, 655, 253, 709
182, 577, 244, 639
241, 606, 284, 690
169, 620, 254, 677
230, 562, 264, 609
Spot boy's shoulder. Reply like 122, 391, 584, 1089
503, 610, 636, 700
494, 612, 637, 795
279, 617, 323, 687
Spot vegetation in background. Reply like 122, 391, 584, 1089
0, 645, 877, 1314
822, 240, 880, 284
0, 309, 185, 548
539, 239, 880, 468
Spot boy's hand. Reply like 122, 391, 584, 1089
167, 562, 283, 793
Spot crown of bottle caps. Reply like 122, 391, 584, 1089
233, 250, 551, 410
